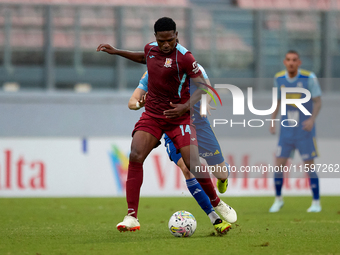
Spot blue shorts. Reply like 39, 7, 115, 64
277, 136, 318, 161
164, 121, 224, 165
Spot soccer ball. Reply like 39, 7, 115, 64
168, 210, 197, 237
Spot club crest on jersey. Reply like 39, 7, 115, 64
164, 58, 172, 68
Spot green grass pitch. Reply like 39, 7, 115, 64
0, 196, 340, 255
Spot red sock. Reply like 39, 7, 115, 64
126, 161, 143, 218
196, 171, 220, 207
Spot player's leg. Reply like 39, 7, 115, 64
126, 130, 159, 215
165, 128, 221, 206
166, 125, 230, 234
195, 170, 221, 207
176, 157, 194, 179
269, 156, 288, 213
191, 164, 237, 223
170, 140, 224, 224
177, 158, 221, 218
117, 114, 162, 232
193, 124, 237, 221
117, 130, 159, 232
180, 144, 230, 234
194, 162, 237, 223
211, 165, 237, 224
195, 124, 229, 193
274, 157, 288, 198
269, 138, 294, 212
117, 131, 159, 232
269, 137, 295, 212
304, 159, 321, 212
165, 135, 228, 223
215, 161, 229, 193
297, 137, 321, 212
165, 135, 236, 222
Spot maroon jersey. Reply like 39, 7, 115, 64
144, 42, 202, 120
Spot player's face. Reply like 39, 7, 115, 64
283, 53, 301, 74
155, 31, 178, 54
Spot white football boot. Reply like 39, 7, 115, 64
269, 197, 284, 213
214, 200, 237, 223
116, 215, 140, 232
307, 200, 322, 213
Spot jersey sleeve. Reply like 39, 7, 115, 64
198, 64, 208, 79
182, 52, 202, 78
137, 71, 148, 92
144, 42, 156, 59
274, 78, 281, 99
308, 72, 322, 98
144, 44, 150, 59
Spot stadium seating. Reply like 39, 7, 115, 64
237, 0, 340, 10
0, 0, 251, 53
0, 0, 189, 6
0, 0, 255, 91
189, 0, 234, 6
2, 0, 337, 90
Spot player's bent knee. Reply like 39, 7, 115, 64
129, 150, 146, 163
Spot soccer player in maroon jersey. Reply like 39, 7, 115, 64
97, 17, 231, 234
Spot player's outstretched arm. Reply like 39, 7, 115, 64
128, 88, 147, 110
302, 96, 321, 131
190, 75, 209, 106
200, 79, 216, 118
96, 44, 146, 64
270, 99, 280, 134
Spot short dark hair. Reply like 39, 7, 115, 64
154, 17, 176, 34
286, 50, 299, 58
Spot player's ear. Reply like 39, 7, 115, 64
175, 31, 178, 37
298, 58, 302, 66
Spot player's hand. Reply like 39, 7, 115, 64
163, 102, 188, 118
96, 44, 118, 54
269, 124, 276, 134
139, 92, 147, 108
302, 117, 314, 132
200, 103, 216, 118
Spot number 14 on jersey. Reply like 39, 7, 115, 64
179, 125, 191, 136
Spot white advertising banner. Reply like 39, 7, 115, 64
0, 137, 339, 197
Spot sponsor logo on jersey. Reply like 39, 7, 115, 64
199, 152, 213, 157
164, 58, 172, 68
214, 150, 220, 155
192, 61, 200, 73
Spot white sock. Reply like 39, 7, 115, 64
275, 196, 283, 202
312, 200, 320, 206
208, 211, 220, 224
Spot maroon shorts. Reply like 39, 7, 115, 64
132, 112, 198, 150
